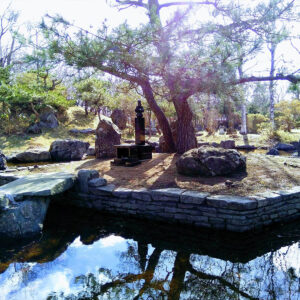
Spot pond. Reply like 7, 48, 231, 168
0, 204, 299, 300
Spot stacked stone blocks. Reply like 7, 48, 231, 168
70, 170, 300, 232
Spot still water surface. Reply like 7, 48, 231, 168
0, 205, 299, 300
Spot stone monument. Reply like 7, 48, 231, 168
111, 101, 153, 166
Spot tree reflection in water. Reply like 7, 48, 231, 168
0, 205, 299, 300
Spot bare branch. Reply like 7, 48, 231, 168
159, 0, 217, 9
234, 74, 300, 85
115, 0, 147, 9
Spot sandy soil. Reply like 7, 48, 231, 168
66, 153, 300, 196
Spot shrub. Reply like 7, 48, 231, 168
247, 113, 269, 134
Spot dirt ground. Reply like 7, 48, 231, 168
52, 152, 300, 196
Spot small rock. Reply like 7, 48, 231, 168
88, 177, 107, 187
0, 151, 7, 170
220, 140, 235, 149
86, 147, 96, 156
266, 148, 279, 155
26, 123, 42, 134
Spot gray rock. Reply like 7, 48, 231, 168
206, 195, 258, 210
176, 146, 246, 176
255, 191, 282, 206
13, 149, 51, 163
132, 188, 152, 201
0, 172, 75, 200
0, 192, 9, 210
50, 139, 90, 161
235, 145, 256, 150
26, 123, 42, 134
112, 187, 132, 198
69, 128, 96, 135
0, 150, 7, 170
220, 140, 235, 149
211, 142, 220, 148
88, 177, 107, 187
0, 198, 50, 239
151, 188, 185, 201
89, 184, 115, 196
39, 112, 59, 129
86, 147, 96, 156
181, 191, 210, 205
111, 109, 127, 130
95, 116, 121, 158
198, 142, 210, 147
275, 143, 296, 151
77, 169, 99, 193
266, 148, 279, 155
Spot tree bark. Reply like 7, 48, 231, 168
173, 96, 197, 154
141, 80, 176, 152
241, 103, 247, 135
269, 43, 276, 128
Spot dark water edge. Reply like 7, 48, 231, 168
0, 203, 300, 300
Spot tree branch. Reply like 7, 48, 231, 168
115, 0, 147, 9
233, 74, 300, 85
159, 1, 217, 9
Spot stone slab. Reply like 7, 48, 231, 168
112, 187, 132, 198
151, 188, 185, 201
181, 191, 210, 205
206, 195, 258, 210
0, 172, 76, 200
89, 184, 116, 196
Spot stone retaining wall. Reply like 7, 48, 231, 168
2, 170, 300, 232
64, 173, 300, 232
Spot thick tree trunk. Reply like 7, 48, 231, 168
141, 81, 176, 152
173, 97, 197, 154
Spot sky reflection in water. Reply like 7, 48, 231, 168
0, 233, 299, 300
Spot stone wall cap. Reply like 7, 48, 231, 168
152, 188, 185, 197
206, 195, 258, 210
112, 187, 132, 198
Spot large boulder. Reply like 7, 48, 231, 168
111, 109, 127, 130
95, 117, 121, 158
39, 112, 59, 129
12, 149, 51, 163
176, 146, 246, 176
0, 151, 7, 170
26, 112, 59, 134
50, 140, 90, 161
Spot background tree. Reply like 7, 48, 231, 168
74, 77, 112, 118
43, 0, 300, 153
0, 5, 24, 68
